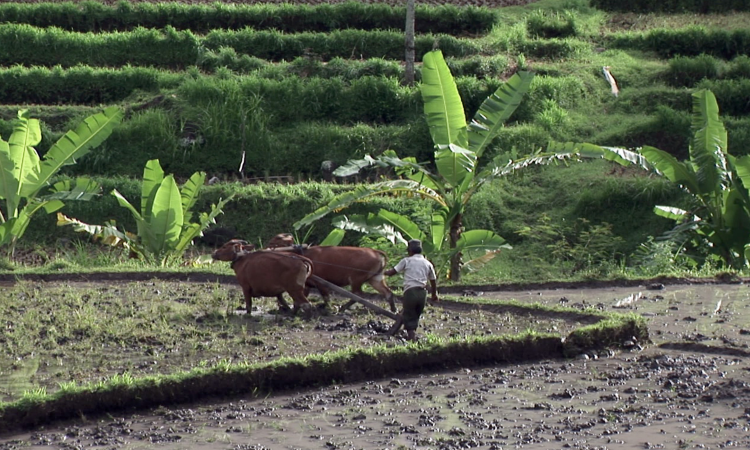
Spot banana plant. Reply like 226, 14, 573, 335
294, 50, 534, 280
58, 159, 234, 266
0, 107, 122, 258
332, 210, 510, 278
547, 90, 750, 268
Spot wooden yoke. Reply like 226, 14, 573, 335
265, 244, 310, 252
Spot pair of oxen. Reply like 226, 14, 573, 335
212, 234, 396, 316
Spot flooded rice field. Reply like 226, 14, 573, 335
0, 280, 592, 404
2, 282, 750, 449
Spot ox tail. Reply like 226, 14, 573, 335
287, 253, 314, 278
301, 256, 313, 278
370, 249, 388, 281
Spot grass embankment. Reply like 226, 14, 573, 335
0, 279, 646, 433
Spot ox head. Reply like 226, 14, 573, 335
212, 239, 255, 261
267, 233, 294, 249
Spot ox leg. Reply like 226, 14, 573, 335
368, 278, 397, 313
288, 288, 313, 319
308, 280, 331, 308
241, 286, 254, 317
276, 294, 292, 313
338, 282, 365, 313
338, 299, 355, 313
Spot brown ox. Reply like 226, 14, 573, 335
212, 239, 313, 316
267, 232, 294, 248
267, 233, 396, 312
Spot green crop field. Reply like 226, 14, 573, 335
0, 0, 748, 281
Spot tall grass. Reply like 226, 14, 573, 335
0, 1, 497, 35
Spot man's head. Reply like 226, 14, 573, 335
407, 239, 422, 254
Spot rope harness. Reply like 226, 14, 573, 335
264, 246, 384, 276
231, 248, 312, 272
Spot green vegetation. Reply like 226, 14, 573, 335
0, 2, 496, 34
58, 159, 233, 266
0, 1, 747, 279
0, 108, 121, 258
550, 90, 750, 269
296, 50, 533, 280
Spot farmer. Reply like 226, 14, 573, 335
384, 239, 438, 341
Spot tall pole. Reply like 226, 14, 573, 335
404, 0, 415, 86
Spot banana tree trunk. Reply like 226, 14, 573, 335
403, 0, 415, 86
449, 213, 462, 281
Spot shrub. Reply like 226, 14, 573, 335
0, 65, 183, 105
0, 2, 497, 35
518, 37, 591, 60
725, 118, 750, 157
525, 10, 578, 39
590, 0, 750, 13
446, 54, 509, 79
726, 55, 750, 79
608, 27, 750, 60
697, 78, 750, 116
666, 54, 721, 87
513, 75, 589, 122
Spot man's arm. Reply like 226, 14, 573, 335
429, 278, 438, 302
384, 268, 397, 276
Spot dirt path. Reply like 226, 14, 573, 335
2, 283, 750, 449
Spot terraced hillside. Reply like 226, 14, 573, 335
17, 0, 536, 5
1, 0, 749, 273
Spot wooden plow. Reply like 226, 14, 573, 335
309, 275, 403, 336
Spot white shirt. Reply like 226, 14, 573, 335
394, 254, 436, 291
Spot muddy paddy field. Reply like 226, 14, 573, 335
2, 280, 750, 449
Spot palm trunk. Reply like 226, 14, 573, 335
449, 213, 462, 281
403, 0, 415, 86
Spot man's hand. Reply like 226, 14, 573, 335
429, 279, 438, 303
384, 268, 397, 277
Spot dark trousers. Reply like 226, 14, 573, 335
402, 287, 427, 331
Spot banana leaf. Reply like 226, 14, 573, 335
691, 90, 729, 197
0, 200, 63, 246
173, 195, 233, 257
27, 106, 122, 197
0, 139, 18, 215
375, 209, 428, 247
112, 189, 152, 250
431, 208, 447, 251
461, 249, 503, 274
8, 111, 41, 206
319, 229, 346, 246
729, 155, 750, 210
333, 152, 429, 179
294, 179, 445, 229
47, 178, 100, 201
150, 175, 183, 256
468, 71, 534, 158
654, 205, 689, 221
640, 146, 700, 194
141, 159, 165, 225
332, 214, 408, 246
180, 171, 206, 221
57, 213, 143, 259
434, 143, 477, 188
421, 50, 468, 150
440, 229, 510, 276
454, 229, 510, 252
